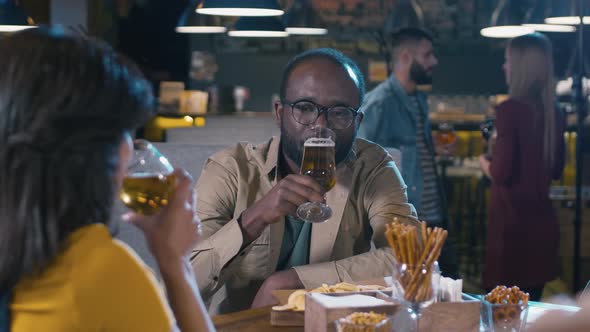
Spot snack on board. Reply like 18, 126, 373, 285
271, 282, 386, 312
272, 290, 308, 312
335, 311, 391, 332
484, 285, 529, 329
313, 282, 362, 293
385, 220, 448, 302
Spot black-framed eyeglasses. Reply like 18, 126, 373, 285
282, 99, 360, 130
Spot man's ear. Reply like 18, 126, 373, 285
274, 100, 283, 128
355, 111, 364, 129
400, 48, 413, 67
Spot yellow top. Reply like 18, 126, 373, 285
10, 223, 174, 332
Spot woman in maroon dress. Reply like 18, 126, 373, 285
479, 33, 565, 301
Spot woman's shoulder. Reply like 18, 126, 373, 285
71, 225, 155, 283
58, 224, 158, 296
70, 225, 174, 329
495, 98, 537, 123
497, 98, 534, 112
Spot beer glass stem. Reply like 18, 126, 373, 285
296, 201, 332, 223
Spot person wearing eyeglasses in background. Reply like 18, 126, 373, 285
190, 48, 419, 314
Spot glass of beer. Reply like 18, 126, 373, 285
296, 127, 336, 223
119, 139, 175, 215
434, 122, 457, 162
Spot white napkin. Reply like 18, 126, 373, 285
309, 293, 390, 309
439, 276, 463, 302
384, 275, 463, 303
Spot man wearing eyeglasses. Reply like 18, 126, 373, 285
190, 48, 419, 314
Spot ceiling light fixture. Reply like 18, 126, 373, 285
521, 0, 576, 33
283, 0, 327, 35
481, 0, 534, 38
545, 0, 590, 25
0, 0, 36, 32
228, 16, 288, 37
197, 0, 284, 17
383, 0, 425, 34
176, 0, 226, 33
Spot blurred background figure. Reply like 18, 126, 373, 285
359, 27, 458, 279
479, 32, 565, 302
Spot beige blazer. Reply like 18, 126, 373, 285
190, 136, 418, 314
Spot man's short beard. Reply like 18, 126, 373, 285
410, 61, 432, 85
280, 124, 304, 169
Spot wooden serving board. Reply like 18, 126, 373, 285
270, 279, 390, 327
272, 288, 481, 332
270, 309, 305, 326
418, 301, 481, 332
270, 278, 396, 326
270, 289, 305, 326
270, 288, 392, 327
305, 292, 480, 332
304, 290, 398, 332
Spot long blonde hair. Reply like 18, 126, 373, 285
507, 32, 557, 170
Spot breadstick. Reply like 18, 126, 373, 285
386, 220, 448, 303
420, 221, 427, 248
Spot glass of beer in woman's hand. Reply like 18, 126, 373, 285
296, 127, 336, 223
120, 139, 175, 215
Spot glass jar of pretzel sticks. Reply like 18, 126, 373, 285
385, 220, 448, 332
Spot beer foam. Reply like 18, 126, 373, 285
303, 137, 335, 147
127, 172, 170, 179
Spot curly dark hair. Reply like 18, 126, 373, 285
0, 27, 155, 292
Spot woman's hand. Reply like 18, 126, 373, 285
125, 169, 215, 332
479, 154, 492, 179
123, 168, 202, 269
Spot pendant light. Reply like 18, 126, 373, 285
383, 0, 424, 34
228, 16, 288, 37
197, 0, 284, 17
0, 0, 36, 32
545, 0, 590, 25
283, 0, 327, 35
176, 0, 226, 33
522, 0, 576, 33
481, 0, 533, 38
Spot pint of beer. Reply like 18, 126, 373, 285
120, 173, 175, 215
296, 127, 336, 223
300, 137, 336, 192
120, 139, 175, 215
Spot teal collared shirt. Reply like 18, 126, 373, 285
276, 215, 311, 270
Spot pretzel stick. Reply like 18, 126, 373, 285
385, 227, 397, 257
412, 231, 419, 264
406, 232, 414, 267
425, 230, 448, 267
406, 229, 447, 300
415, 272, 433, 302
420, 222, 427, 248
413, 233, 435, 273
386, 220, 448, 303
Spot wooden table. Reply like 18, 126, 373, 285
211, 302, 581, 331
213, 306, 302, 332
